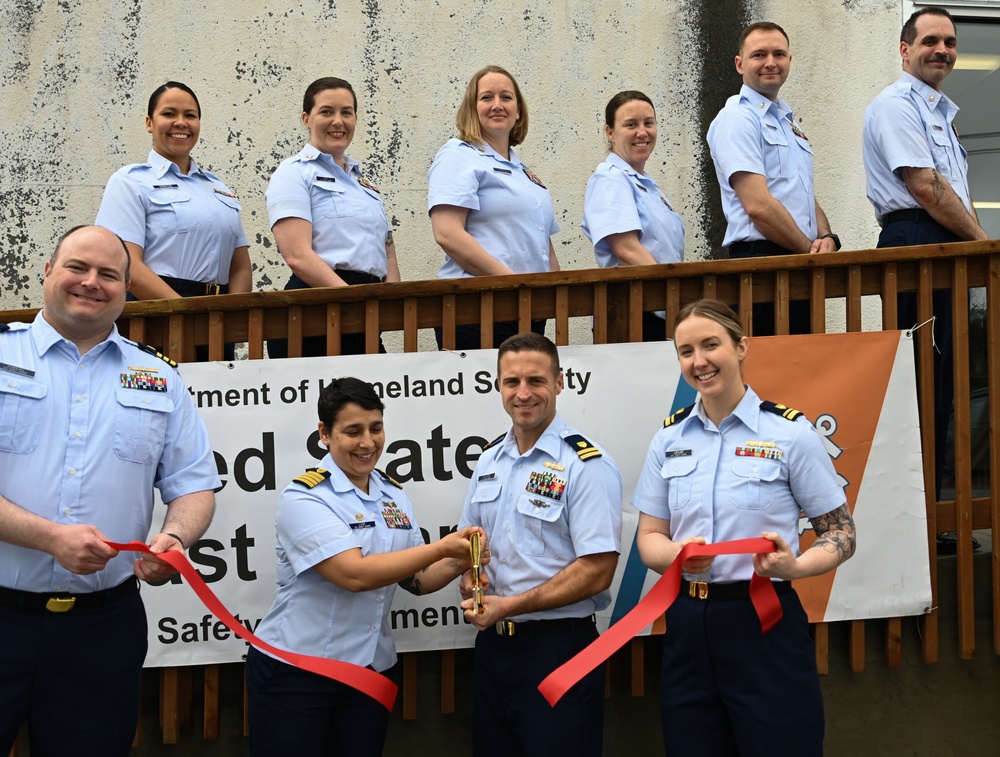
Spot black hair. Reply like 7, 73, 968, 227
901, 6, 954, 45
303, 77, 357, 113
317, 377, 384, 429
147, 81, 201, 118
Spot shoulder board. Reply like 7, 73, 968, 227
293, 467, 331, 488
482, 431, 507, 451
663, 406, 692, 428
134, 342, 178, 368
760, 401, 803, 421
564, 433, 602, 462
375, 468, 402, 489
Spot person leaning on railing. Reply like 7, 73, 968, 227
428, 65, 560, 350
265, 77, 399, 358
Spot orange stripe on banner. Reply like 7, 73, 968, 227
537, 537, 781, 708
107, 541, 398, 711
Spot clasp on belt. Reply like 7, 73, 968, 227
496, 620, 516, 636
45, 597, 75, 612
689, 581, 709, 600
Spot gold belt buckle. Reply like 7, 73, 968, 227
689, 581, 709, 600
206, 284, 221, 296
496, 620, 515, 636
45, 597, 76, 612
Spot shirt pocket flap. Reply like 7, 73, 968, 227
516, 493, 565, 523
471, 481, 502, 504
148, 189, 192, 205
115, 388, 175, 414
0, 377, 47, 400
761, 126, 788, 148
213, 193, 242, 211
312, 179, 346, 194
731, 456, 781, 482
660, 454, 697, 479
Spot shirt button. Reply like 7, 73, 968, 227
64, 508, 71, 515
76, 395, 84, 402
74, 431, 81, 438
375, 595, 383, 604
370, 625, 378, 633
144, 398, 151, 405
752, 466, 759, 474
501, 558, 507, 564
68, 468, 76, 475
8, 381, 17, 388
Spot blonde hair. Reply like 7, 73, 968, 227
455, 65, 529, 147
674, 299, 745, 345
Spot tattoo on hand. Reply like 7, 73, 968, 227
809, 504, 856, 564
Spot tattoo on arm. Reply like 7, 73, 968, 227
808, 504, 856, 565
929, 169, 947, 204
385, 230, 394, 247
398, 566, 427, 596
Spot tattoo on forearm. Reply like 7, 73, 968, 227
930, 169, 946, 203
385, 230, 394, 247
809, 504, 856, 564
398, 566, 427, 596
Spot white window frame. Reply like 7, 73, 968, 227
906, 1, 1000, 21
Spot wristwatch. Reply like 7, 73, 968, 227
819, 233, 841, 250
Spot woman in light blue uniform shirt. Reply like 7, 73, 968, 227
582, 90, 684, 341
632, 299, 856, 756
247, 377, 483, 756
266, 77, 398, 357
96, 81, 252, 302
428, 65, 559, 350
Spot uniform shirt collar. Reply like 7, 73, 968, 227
739, 84, 793, 123
605, 151, 645, 178
692, 385, 762, 432
500, 412, 566, 459
296, 144, 359, 175
899, 71, 957, 116
471, 139, 521, 168
147, 149, 206, 180
32, 310, 123, 359
321, 454, 385, 501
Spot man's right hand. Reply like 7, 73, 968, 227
50, 525, 119, 574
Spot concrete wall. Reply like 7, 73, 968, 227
0, 0, 901, 315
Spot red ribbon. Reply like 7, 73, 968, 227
108, 541, 398, 711
537, 536, 783, 707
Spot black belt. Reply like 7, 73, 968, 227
681, 578, 794, 601
334, 269, 385, 286
494, 615, 595, 638
882, 208, 930, 226
160, 275, 228, 296
0, 577, 139, 613
728, 240, 794, 258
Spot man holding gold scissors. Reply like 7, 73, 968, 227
458, 333, 622, 757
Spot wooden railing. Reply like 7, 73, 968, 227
4, 240, 999, 749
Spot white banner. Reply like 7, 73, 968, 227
141, 335, 929, 667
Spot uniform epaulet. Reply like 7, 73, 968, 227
293, 467, 331, 488
564, 433, 602, 461
663, 405, 692, 428
0, 324, 9, 332
135, 342, 178, 368
376, 468, 403, 489
760, 401, 803, 421
482, 431, 507, 451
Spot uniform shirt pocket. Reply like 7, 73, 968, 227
311, 180, 358, 218
929, 129, 959, 175
213, 192, 243, 235
515, 493, 567, 557
728, 457, 782, 511
148, 189, 197, 233
0, 377, 47, 454
659, 453, 697, 512
113, 389, 174, 464
761, 126, 793, 178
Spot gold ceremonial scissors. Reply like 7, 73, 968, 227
470, 532, 484, 615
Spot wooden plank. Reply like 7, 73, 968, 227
810, 269, 827, 333
951, 258, 975, 659
179, 666, 193, 731
630, 638, 645, 697
813, 622, 829, 676
629, 281, 643, 341
168, 314, 189, 362
326, 303, 342, 356
128, 316, 146, 344
739, 272, 753, 335
161, 667, 179, 744
988, 255, 1000, 654
665, 279, 681, 339
846, 265, 862, 332
886, 617, 903, 668
881, 263, 898, 330
203, 663, 220, 739
287, 305, 303, 357
365, 299, 380, 354
518, 288, 532, 333
701, 273, 717, 300
248, 308, 264, 360
208, 311, 225, 360
403, 296, 419, 353
402, 653, 418, 720
593, 283, 608, 344
555, 285, 570, 345
480, 292, 494, 348
441, 650, 456, 714
441, 294, 457, 350
775, 271, 790, 335
850, 620, 866, 673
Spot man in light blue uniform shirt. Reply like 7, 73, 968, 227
457, 333, 622, 757
708, 21, 841, 335
0, 226, 219, 757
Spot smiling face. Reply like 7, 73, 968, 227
736, 28, 791, 101
43, 227, 129, 352
145, 87, 201, 173
902, 13, 957, 90
674, 314, 748, 418
320, 402, 384, 491
476, 71, 520, 152
498, 349, 562, 451
607, 98, 657, 173
302, 87, 357, 165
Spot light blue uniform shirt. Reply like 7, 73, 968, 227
707, 85, 817, 248
632, 387, 844, 584
96, 150, 249, 284
458, 414, 622, 621
265, 145, 391, 278
427, 139, 559, 279
582, 152, 684, 267
862, 72, 971, 223
0, 313, 219, 593
254, 459, 424, 672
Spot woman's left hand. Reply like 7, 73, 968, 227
752, 531, 800, 581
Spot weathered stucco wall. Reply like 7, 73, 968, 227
0, 0, 901, 315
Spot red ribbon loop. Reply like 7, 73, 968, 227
537, 536, 783, 707
108, 541, 398, 711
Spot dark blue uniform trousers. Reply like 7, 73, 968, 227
659, 588, 823, 757
472, 622, 605, 757
0, 590, 147, 757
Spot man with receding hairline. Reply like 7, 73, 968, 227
0, 225, 219, 756
708, 21, 841, 336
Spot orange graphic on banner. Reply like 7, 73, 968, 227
744, 330, 902, 621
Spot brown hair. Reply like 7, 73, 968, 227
738, 21, 789, 55
497, 332, 560, 378
303, 77, 357, 114
901, 6, 954, 45
674, 299, 745, 345
455, 65, 529, 147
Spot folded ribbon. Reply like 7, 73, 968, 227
537, 536, 782, 707
107, 540, 398, 711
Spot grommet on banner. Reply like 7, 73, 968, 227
905, 315, 939, 355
